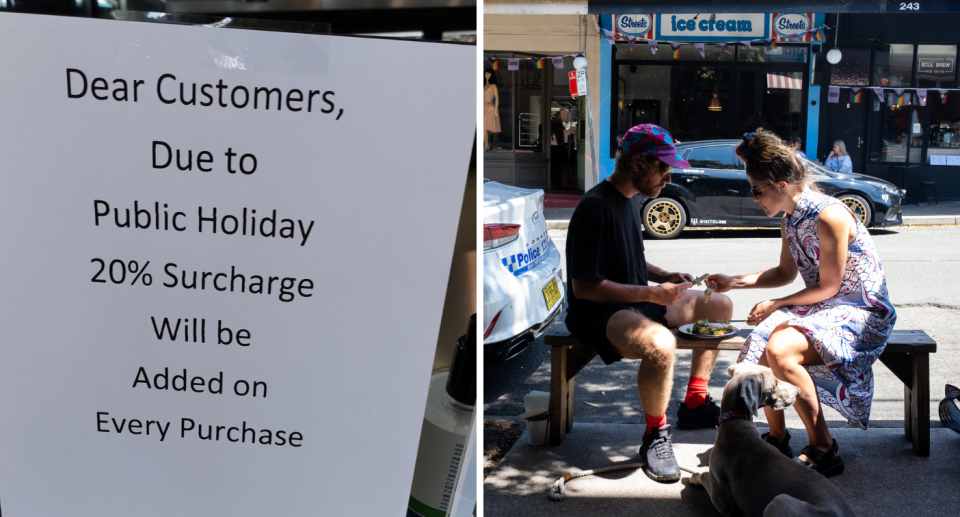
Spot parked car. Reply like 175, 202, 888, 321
483, 180, 564, 361
641, 140, 906, 239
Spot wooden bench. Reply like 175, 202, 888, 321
543, 323, 937, 456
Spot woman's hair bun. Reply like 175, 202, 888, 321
736, 128, 812, 187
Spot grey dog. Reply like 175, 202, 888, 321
690, 362, 858, 517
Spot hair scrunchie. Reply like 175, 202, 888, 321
741, 132, 756, 159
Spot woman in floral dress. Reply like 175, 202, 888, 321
707, 129, 896, 478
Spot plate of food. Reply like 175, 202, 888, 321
678, 319, 738, 339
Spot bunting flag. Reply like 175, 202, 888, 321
872, 87, 884, 103
741, 40, 754, 50
717, 42, 732, 54
917, 89, 927, 106
694, 43, 705, 58
507, 58, 520, 71
534, 58, 544, 69
814, 28, 825, 41
894, 88, 906, 107
940, 89, 949, 103
627, 36, 636, 50
490, 58, 499, 71
850, 88, 862, 103
552, 56, 564, 69
648, 39, 658, 55
671, 42, 682, 59
603, 29, 617, 46
764, 38, 778, 51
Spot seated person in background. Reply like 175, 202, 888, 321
565, 124, 733, 484
791, 137, 806, 159
824, 140, 853, 172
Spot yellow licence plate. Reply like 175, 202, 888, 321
542, 277, 561, 309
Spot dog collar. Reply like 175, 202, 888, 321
718, 410, 751, 424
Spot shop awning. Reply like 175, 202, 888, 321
767, 72, 803, 90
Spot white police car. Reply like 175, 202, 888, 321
483, 180, 564, 361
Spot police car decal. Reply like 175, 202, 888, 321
501, 234, 551, 276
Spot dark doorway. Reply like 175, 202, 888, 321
822, 96, 868, 171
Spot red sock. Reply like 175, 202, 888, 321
644, 412, 667, 434
684, 377, 709, 408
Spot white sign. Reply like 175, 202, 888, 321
576, 68, 588, 97
772, 13, 811, 38
615, 14, 653, 38
0, 13, 474, 517
828, 86, 841, 103
658, 13, 768, 40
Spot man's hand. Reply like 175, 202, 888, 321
665, 272, 695, 285
747, 299, 782, 326
706, 274, 734, 293
650, 282, 692, 306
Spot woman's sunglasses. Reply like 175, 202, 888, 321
751, 182, 775, 198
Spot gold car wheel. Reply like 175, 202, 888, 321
645, 200, 683, 237
840, 195, 870, 226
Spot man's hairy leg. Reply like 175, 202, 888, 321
606, 310, 676, 418
665, 291, 734, 380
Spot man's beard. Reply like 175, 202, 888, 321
633, 171, 662, 199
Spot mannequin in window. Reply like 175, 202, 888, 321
484, 69, 501, 151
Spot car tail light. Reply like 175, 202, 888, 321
483, 223, 521, 250
483, 310, 502, 340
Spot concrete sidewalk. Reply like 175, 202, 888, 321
545, 200, 960, 229
484, 423, 960, 516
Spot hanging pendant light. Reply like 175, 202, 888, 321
708, 86, 722, 111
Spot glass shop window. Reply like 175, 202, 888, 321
868, 92, 923, 163
927, 94, 960, 165
484, 55, 514, 152
917, 45, 956, 89
873, 44, 914, 87
615, 64, 672, 150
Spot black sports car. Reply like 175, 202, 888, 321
642, 140, 905, 239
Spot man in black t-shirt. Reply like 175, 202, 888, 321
565, 124, 733, 483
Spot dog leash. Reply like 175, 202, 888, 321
548, 462, 700, 501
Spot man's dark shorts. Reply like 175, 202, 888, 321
567, 302, 668, 365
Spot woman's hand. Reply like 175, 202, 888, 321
705, 274, 734, 293
747, 299, 782, 326
826, 151, 835, 159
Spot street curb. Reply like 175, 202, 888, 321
902, 216, 960, 225
548, 217, 959, 231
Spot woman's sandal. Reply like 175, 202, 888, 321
794, 439, 844, 478
761, 430, 792, 458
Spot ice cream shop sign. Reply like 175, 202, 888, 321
773, 13, 811, 38
613, 13, 816, 43
615, 14, 652, 38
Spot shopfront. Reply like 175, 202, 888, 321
483, 14, 603, 194
821, 13, 960, 201
599, 13, 825, 181
483, 54, 584, 192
